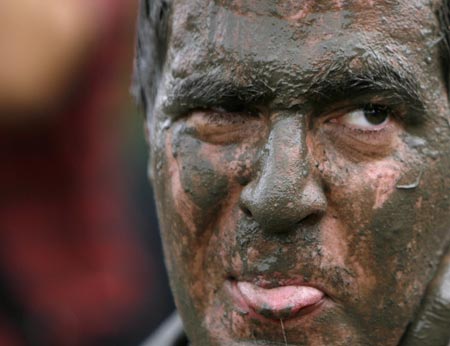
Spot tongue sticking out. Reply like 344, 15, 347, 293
237, 282, 324, 320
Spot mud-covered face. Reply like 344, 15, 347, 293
147, 0, 450, 345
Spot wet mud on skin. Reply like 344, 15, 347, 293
147, 0, 450, 345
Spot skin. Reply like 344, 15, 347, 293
147, 0, 450, 345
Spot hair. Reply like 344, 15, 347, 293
132, 0, 172, 115
132, 0, 450, 114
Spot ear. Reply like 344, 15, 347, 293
144, 121, 151, 145
147, 160, 155, 185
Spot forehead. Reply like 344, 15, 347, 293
165, 0, 441, 86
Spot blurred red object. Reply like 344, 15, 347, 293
0, 1, 152, 345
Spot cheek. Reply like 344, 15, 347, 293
316, 134, 450, 335
171, 128, 260, 223
316, 141, 406, 225
314, 137, 427, 318
159, 128, 263, 318
161, 127, 260, 265
317, 142, 412, 271
172, 133, 229, 212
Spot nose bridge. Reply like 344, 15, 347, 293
259, 116, 309, 196
240, 114, 325, 233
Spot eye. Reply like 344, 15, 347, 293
185, 108, 267, 145
331, 104, 391, 130
321, 103, 402, 158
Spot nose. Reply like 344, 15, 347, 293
240, 115, 326, 233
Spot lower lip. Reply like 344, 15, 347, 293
227, 280, 325, 321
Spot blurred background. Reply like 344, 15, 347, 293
0, 1, 173, 345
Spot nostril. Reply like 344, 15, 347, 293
241, 206, 253, 218
297, 212, 323, 227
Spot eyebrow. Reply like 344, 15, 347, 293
305, 56, 425, 116
162, 70, 275, 115
162, 55, 426, 120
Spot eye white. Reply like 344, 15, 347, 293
341, 109, 389, 129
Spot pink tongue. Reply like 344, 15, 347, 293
237, 282, 324, 316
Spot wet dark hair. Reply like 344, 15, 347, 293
133, 0, 450, 114
132, 0, 172, 115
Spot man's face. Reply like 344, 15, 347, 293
148, 0, 450, 345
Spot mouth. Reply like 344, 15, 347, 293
226, 278, 326, 321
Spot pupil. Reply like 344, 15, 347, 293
363, 104, 389, 125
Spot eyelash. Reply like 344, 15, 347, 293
324, 100, 404, 122
184, 101, 404, 132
